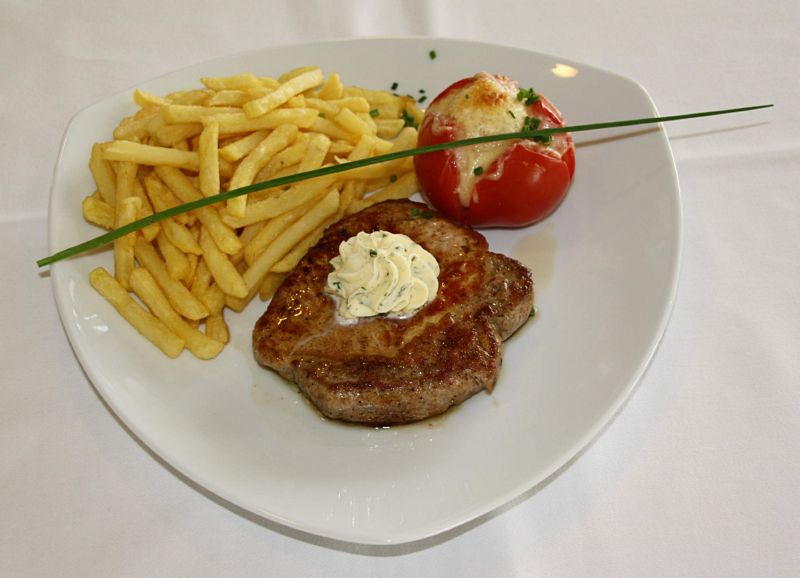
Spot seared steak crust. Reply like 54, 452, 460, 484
253, 200, 533, 425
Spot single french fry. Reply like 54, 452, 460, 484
162, 104, 240, 124
243, 189, 339, 293
285, 95, 306, 108
226, 124, 298, 217
270, 223, 328, 273
133, 88, 170, 108
114, 161, 138, 202
199, 228, 248, 299
190, 259, 213, 300
134, 237, 209, 320
201, 283, 226, 317
338, 180, 365, 214
104, 140, 200, 172
90, 267, 184, 358
132, 176, 160, 242
342, 85, 396, 103
343, 127, 418, 179
279, 66, 320, 83
198, 118, 220, 198
255, 137, 308, 183
230, 222, 265, 266
204, 313, 230, 344
243, 68, 324, 118
297, 132, 330, 172
203, 89, 248, 107
82, 192, 114, 229
309, 116, 356, 143
258, 272, 288, 301
166, 89, 212, 105
214, 108, 318, 135
375, 118, 406, 139
317, 72, 343, 99
305, 98, 339, 117
161, 217, 202, 256
200, 73, 261, 91
129, 268, 223, 360
220, 173, 338, 229
258, 76, 280, 89
349, 171, 419, 213
218, 129, 269, 162
113, 196, 141, 289
143, 171, 193, 226
244, 201, 310, 265
334, 107, 376, 138
157, 230, 190, 282
89, 143, 117, 206
113, 108, 160, 141
154, 166, 242, 255
184, 252, 199, 289
152, 122, 203, 148
328, 140, 355, 156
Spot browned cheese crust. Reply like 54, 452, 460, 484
252, 200, 534, 425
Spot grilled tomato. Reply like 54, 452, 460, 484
414, 72, 575, 227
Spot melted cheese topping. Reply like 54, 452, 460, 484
326, 231, 439, 321
428, 72, 527, 206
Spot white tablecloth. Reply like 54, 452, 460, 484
3, 1, 799, 575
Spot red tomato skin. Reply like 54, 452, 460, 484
414, 74, 575, 228
466, 144, 573, 227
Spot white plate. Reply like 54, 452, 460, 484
48, 38, 681, 545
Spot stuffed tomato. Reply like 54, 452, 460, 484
414, 72, 575, 227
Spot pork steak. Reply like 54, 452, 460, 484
252, 199, 534, 425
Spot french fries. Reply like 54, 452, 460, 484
83, 67, 423, 358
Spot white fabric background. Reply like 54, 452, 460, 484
2, 0, 798, 575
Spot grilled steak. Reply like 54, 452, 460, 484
252, 200, 534, 425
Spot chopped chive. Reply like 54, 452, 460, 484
400, 109, 418, 128
369, 108, 380, 118
517, 87, 540, 106
522, 116, 541, 132
508, 110, 516, 119
421, 209, 433, 219
391, 82, 398, 91
318, 112, 326, 118
429, 50, 437, 60
418, 95, 427, 104
473, 166, 484, 176
410, 207, 421, 217
390, 174, 398, 182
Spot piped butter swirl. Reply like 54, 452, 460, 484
326, 231, 439, 321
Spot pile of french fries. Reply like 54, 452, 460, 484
84, 67, 424, 359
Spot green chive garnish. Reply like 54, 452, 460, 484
36, 104, 772, 267
400, 109, 418, 128
517, 87, 540, 106
369, 108, 380, 118
473, 166, 484, 176
429, 50, 437, 60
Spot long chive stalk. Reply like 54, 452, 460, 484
37, 104, 771, 267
